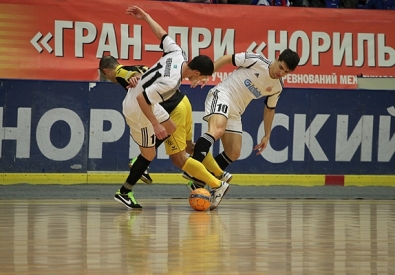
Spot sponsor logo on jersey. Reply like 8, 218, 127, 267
244, 79, 261, 98
164, 58, 172, 77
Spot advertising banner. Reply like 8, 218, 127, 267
0, 0, 394, 89
1, 79, 394, 174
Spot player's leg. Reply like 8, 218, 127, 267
115, 130, 156, 210
128, 131, 169, 184
115, 105, 174, 209
215, 111, 243, 170
215, 131, 241, 170
191, 88, 229, 164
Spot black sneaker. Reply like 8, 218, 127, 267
186, 180, 206, 191
182, 172, 206, 186
129, 157, 153, 184
114, 190, 142, 209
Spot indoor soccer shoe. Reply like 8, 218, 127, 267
209, 181, 230, 211
114, 190, 142, 209
186, 180, 206, 192
129, 157, 153, 184
218, 171, 233, 183
182, 172, 206, 186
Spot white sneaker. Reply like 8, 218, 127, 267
218, 171, 232, 183
209, 181, 230, 211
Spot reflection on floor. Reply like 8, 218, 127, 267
0, 199, 394, 275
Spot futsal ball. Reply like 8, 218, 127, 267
189, 188, 211, 211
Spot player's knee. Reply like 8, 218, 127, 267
225, 150, 240, 161
210, 128, 225, 140
170, 153, 188, 169
141, 150, 156, 161
186, 141, 195, 155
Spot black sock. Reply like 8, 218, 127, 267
215, 151, 233, 170
126, 155, 151, 186
120, 186, 130, 194
192, 133, 215, 162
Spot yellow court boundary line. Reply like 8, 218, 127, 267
1, 173, 394, 186
345, 175, 395, 187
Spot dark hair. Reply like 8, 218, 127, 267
279, 49, 300, 71
99, 55, 119, 73
188, 55, 214, 76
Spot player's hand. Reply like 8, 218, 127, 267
153, 124, 168, 140
126, 6, 147, 20
190, 77, 208, 89
253, 136, 270, 155
126, 76, 140, 89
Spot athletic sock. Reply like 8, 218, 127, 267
202, 152, 223, 178
192, 133, 215, 162
215, 151, 233, 170
125, 154, 151, 188
182, 158, 221, 189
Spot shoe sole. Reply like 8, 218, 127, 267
140, 176, 152, 185
222, 173, 233, 183
210, 185, 230, 211
114, 197, 142, 210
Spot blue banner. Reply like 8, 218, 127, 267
1, 79, 394, 174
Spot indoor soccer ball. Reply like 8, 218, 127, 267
189, 188, 211, 211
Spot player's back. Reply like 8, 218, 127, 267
139, 35, 187, 104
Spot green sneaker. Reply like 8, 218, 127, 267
128, 157, 153, 184
114, 190, 142, 209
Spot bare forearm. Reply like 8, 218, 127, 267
214, 54, 232, 72
142, 13, 167, 41
263, 106, 275, 138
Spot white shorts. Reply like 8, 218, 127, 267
203, 88, 242, 134
123, 88, 170, 147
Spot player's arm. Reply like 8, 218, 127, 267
213, 54, 233, 72
136, 93, 168, 140
126, 6, 166, 41
254, 104, 275, 155
191, 54, 233, 89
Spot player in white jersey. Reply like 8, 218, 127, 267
189, 50, 300, 210
114, 6, 230, 210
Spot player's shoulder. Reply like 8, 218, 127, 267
161, 35, 182, 52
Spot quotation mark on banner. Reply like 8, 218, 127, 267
30, 32, 53, 53
247, 41, 266, 54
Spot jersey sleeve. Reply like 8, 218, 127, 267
233, 52, 262, 68
265, 91, 282, 109
160, 35, 182, 54
115, 65, 148, 90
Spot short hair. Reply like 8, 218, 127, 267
99, 55, 119, 73
279, 49, 300, 71
188, 55, 214, 76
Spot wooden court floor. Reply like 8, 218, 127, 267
0, 199, 394, 275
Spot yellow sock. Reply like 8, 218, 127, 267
202, 152, 223, 178
182, 158, 221, 188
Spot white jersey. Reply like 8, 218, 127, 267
138, 34, 187, 105
122, 34, 186, 146
216, 52, 283, 113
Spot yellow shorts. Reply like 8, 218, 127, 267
164, 96, 193, 155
